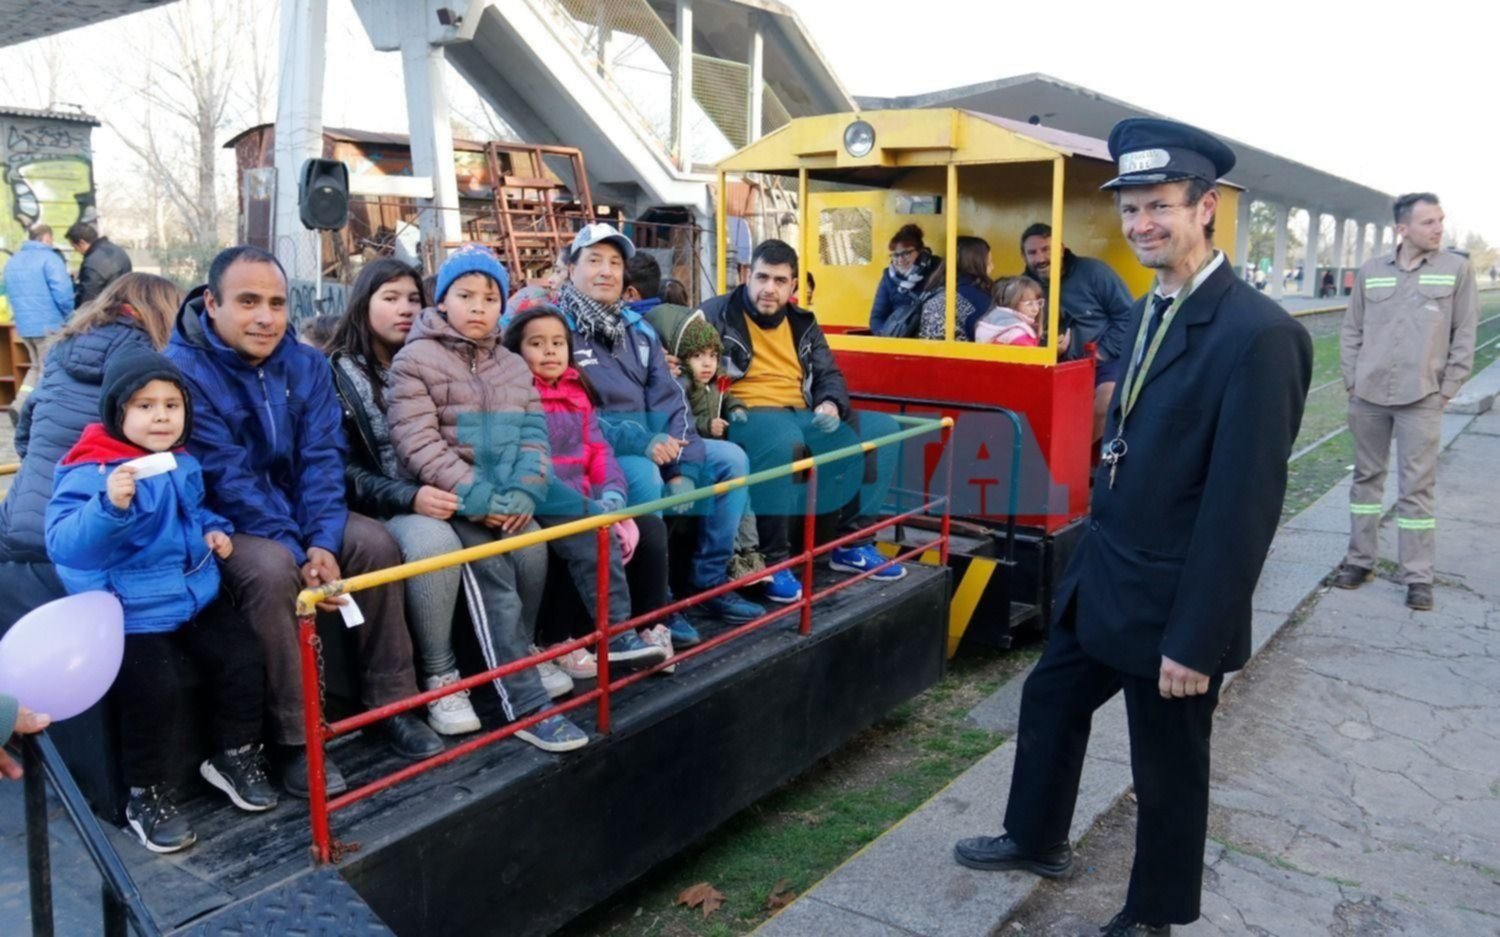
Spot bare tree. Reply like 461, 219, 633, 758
109, 0, 252, 247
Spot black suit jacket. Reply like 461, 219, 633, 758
1055, 258, 1313, 679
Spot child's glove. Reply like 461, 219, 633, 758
597, 490, 628, 514
612, 518, 640, 564
729, 408, 749, 423
665, 475, 696, 515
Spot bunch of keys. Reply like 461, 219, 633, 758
1101, 437, 1128, 489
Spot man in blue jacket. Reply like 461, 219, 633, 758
557, 224, 764, 626
165, 246, 441, 798
3, 223, 74, 414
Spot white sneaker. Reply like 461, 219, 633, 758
530, 645, 575, 699
553, 645, 598, 681
423, 671, 481, 735
642, 625, 676, 675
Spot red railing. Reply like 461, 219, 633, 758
294, 415, 954, 861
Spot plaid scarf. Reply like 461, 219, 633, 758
561, 281, 627, 347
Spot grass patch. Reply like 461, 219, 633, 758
563, 643, 1039, 937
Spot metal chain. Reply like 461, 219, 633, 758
310, 631, 331, 735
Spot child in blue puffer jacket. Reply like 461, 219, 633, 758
45, 348, 277, 855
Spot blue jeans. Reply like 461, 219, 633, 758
616, 443, 749, 590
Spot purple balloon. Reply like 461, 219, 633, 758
0, 591, 124, 721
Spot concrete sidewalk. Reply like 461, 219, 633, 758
756, 367, 1500, 937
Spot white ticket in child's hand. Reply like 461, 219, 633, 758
338, 596, 365, 628
120, 451, 178, 479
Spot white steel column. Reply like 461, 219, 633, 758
402, 39, 463, 254
1304, 209, 1321, 297
273, 0, 328, 283
746, 14, 764, 142
1271, 202, 1290, 300
673, 0, 694, 169
1354, 221, 1369, 268
1330, 216, 1346, 296
1235, 192, 1252, 276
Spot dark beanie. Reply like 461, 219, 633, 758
99, 346, 193, 446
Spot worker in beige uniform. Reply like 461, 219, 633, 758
1335, 192, 1477, 611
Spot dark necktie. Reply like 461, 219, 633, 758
1144, 293, 1173, 349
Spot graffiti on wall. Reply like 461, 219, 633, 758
0, 115, 97, 321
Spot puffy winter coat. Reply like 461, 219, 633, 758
387, 307, 550, 515
532, 367, 626, 503
3, 240, 74, 338
0, 321, 154, 562
45, 425, 230, 634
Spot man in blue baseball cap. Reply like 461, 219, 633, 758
956, 119, 1314, 936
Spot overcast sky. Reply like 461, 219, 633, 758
794, 0, 1500, 244
17, 0, 1500, 246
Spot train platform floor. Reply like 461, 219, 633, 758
756, 360, 1500, 937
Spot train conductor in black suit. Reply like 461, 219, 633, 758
953, 119, 1313, 935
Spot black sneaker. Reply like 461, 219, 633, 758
124, 785, 196, 854
201, 744, 279, 812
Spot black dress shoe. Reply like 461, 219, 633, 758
1406, 583, 1434, 610
1099, 909, 1170, 936
281, 747, 348, 799
953, 833, 1072, 878
1333, 564, 1373, 589
386, 713, 444, 760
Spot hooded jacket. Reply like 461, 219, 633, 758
164, 287, 348, 565
532, 367, 626, 504
45, 424, 229, 634
0, 320, 154, 562
386, 306, 551, 515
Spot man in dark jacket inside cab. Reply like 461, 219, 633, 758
165, 246, 441, 799
956, 120, 1312, 936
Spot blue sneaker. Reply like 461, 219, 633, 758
700, 591, 765, 624
608, 630, 668, 668
516, 715, 589, 753
762, 568, 803, 604
663, 613, 702, 647
829, 544, 907, 582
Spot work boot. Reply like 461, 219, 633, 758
1099, 909, 1170, 936
281, 747, 348, 799
1406, 583, 1434, 611
1332, 564, 1373, 590
385, 713, 445, 760
952, 833, 1072, 878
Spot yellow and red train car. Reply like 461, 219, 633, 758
715, 108, 1242, 654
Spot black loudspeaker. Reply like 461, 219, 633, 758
298, 157, 349, 230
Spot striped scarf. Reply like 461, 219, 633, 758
560, 281, 627, 348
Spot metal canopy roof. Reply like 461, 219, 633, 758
0, 0, 178, 48
859, 73, 1392, 223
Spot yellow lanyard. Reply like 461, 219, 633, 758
1116, 252, 1216, 435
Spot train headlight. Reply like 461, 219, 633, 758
843, 120, 875, 158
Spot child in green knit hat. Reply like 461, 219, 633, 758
676, 316, 767, 582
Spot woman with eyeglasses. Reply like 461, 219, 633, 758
868, 223, 939, 337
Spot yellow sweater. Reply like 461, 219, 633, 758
734, 317, 805, 408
